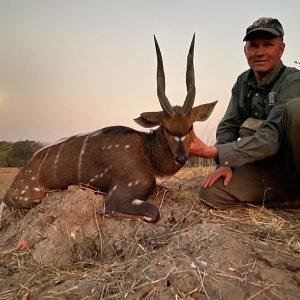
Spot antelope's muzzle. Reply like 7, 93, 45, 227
175, 154, 188, 166
175, 141, 189, 166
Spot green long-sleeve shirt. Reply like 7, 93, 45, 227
216, 62, 300, 167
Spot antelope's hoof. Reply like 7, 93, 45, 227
101, 207, 160, 223
143, 208, 160, 223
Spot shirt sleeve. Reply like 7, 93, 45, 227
216, 81, 244, 144
216, 72, 300, 168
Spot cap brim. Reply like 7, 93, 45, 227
243, 28, 281, 41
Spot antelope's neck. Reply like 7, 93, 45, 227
143, 127, 181, 176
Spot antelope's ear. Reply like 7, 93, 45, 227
191, 100, 218, 122
134, 111, 165, 128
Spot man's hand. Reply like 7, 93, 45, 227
189, 132, 218, 158
189, 132, 207, 156
201, 166, 233, 188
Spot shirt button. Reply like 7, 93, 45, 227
254, 112, 258, 116
224, 161, 229, 165
255, 93, 259, 96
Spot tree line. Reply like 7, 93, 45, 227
0, 140, 44, 167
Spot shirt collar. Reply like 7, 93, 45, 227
247, 61, 283, 89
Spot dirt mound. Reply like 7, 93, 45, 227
0, 168, 300, 299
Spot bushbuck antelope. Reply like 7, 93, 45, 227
1, 34, 217, 223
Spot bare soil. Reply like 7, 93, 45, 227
0, 167, 299, 300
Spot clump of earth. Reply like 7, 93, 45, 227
0, 168, 299, 299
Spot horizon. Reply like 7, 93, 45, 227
1, 1, 300, 144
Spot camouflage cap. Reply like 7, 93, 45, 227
243, 17, 284, 41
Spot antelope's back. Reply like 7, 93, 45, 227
3, 126, 154, 209
6, 126, 150, 198
35, 126, 151, 189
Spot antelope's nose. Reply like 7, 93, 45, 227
176, 155, 188, 166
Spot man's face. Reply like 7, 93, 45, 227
244, 37, 285, 76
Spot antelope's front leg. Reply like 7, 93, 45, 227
103, 183, 160, 223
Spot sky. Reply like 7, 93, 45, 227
0, 0, 300, 144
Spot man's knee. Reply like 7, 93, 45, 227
198, 163, 288, 209
198, 180, 249, 209
285, 97, 300, 112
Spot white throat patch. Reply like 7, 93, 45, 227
173, 135, 186, 142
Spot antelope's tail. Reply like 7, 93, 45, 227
0, 200, 8, 226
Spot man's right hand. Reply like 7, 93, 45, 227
201, 166, 233, 188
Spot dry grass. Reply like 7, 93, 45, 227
0, 166, 299, 299
1, 204, 299, 299
0, 167, 19, 199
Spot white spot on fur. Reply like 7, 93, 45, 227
134, 180, 140, 185
115, 144, 119, 148
125, 145, 130, 149
104, 168, 109, 173
102, 146, 106, 150
90, 178, 95, 182
21, 190, 26, 195
31, 176, 36, 181
100, 173, 103, 178
108, 145, 112, 149
28, 170, 32, 173
128, 182, 133, 187
107, 185, 117, 196
70, 232, 76, 240
132, 199, 144, 205
25, 186, 29, 190
143, 216, 153, 222
24, 197, 29, 202
33, 187, 41, 192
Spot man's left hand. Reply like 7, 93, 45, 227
201, 166, 233, 188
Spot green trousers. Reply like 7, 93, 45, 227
199, 98, 300, 209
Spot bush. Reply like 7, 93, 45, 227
0, 141, 13, 167
0, 140, 44, 167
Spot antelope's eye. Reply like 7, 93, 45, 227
164, 127, 171, 135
